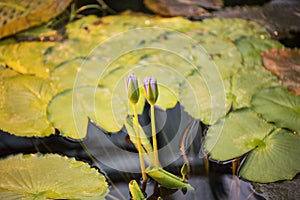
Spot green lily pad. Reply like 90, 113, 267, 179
0, 75, 55, 137
0, 154, 108, 199
239, 129, 300, 183
232, 66, 280, 109
47, 87, 127, 139
234, 36, 283, 67
252, 87, 300, 133
50, 58, 104, 94
0, 42, 55, 78
205, 109, 274, 161
179, 74, 229, 125
195, 18, 270, 41
186, 32, 242, 79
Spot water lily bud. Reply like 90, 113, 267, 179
127, 73, 140, 104
144, 77, 158, 105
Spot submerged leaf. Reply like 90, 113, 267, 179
0, 154, 108, 199
252, 87, 300, 133
204, 109, 274, 161
239, 129, 300, 183
0, 75, 55, 137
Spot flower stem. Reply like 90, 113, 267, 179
151, 104, 159, 166
133, 103, 147, 181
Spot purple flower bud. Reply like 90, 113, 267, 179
144, 77, 159, 105
127, 73, 140, 104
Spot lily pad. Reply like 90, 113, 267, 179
0, 41, 55, 78
0, 153, 108, 199
0, 75, 55, 137
179, 74, 229, 125
252, 87, 300, 133
47, 87, 127, 139
231, 66, 280, 109
261, 48, 300, 95
50, 58, 104, 93
185, 32, 242, 79
234, 36, 283, 67
195, 18, 270, 41
239, 129, 300, 183
204, 109, 274, 161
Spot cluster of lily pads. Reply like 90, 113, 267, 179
0, 13, 299, 198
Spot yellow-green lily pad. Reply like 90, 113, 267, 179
0, 41, 55, 78
0, 75, 55, 137
0, 154, 108, 199
252, 87, 300, 133
232, 66, 280, 109
234, 36, 283, 67
239, 129, 300, 182
205, 109, 274, 161
47, 87, 127, 139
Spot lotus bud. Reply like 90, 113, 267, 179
144, 77, 158, 105
127, 73, 140, 104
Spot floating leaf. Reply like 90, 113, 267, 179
146, 166, 194, 190
231, 66, 280, 109
234, 36, 283, 67
185, 33, 242, 79
195, 18, 270, 41
179, 75, 230, 125
50, 58, 103, 93
239, 129, 300, 183
0, 154, 108, 199
47, 87, 127, 139
261, 48, 300, 95
204, 109, 274, 161
0, 41, 55, 78
0, 75, 55, 137
252, 87, 300, 133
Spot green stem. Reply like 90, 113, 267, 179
133, 104, 147, 181
151, 104, 159, 166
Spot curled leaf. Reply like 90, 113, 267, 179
129, 180, 146, 200
146, 166, 194, 191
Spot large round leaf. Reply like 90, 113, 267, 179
252, 87, 300, 133
47, 87, 127, 139
0, 75, 55, 137
180, 75, 230, 125
186, 33, 242, 79
231, 66, 280, 109
0, 42, 55, 78
205, 109, 274, 161
194, 18, 270, 41
234, 36, 283, 67
239, 129, 300, 183
0, 154, 108, 199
